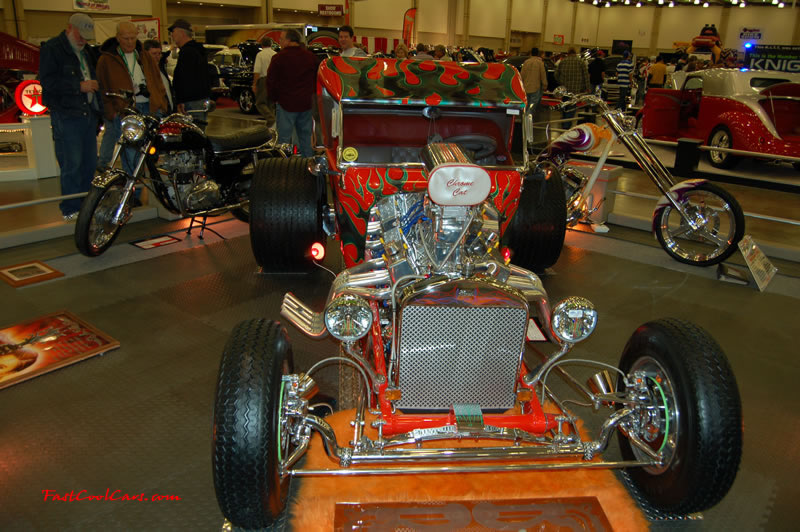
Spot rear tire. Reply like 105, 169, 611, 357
75, 174, 133, 257
617, 318, 742, 515
502, 165, 566, 273
707, 126, 738, 169
212, 319, 295, 529
249, 157, 325, 272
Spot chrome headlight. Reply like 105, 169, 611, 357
551, 297, 598, 344
120, 115, 145, 143
324, 293, 373, 342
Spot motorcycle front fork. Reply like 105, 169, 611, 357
110, 141, 151, 226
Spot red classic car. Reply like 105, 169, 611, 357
640, 68, 800, 169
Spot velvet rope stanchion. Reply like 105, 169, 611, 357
285, 409, 649, 531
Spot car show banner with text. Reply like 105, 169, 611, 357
745, 45, 800, 73
73, 0, 110, 12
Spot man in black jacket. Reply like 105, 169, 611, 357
40, 13, 101, 221
169, 19, 209, 125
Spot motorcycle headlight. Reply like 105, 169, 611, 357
120, 115, 145, 143
324, 293, 373, 342
551, 296, 598, 344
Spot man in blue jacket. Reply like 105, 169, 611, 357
40, 13, 101, 221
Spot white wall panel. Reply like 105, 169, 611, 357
725, 8, 796, 51
657, 6, 722, 50
574, 3, 599, 47
469, 0, 507, 37
596, 6, 656, 49
418, 0, 448, 35
510, 0, 544, 33
356, 0, 412, 31
544, 0, 573, 44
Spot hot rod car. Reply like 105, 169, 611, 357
211, 57, 742, 528
641, 68, 800, 169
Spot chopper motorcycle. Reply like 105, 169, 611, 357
75, 90, 291, 257
541, 90, 744, 267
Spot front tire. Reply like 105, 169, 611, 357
212, 319, 295, 529
75, 174, 133, 257
249, 157, 325, 272
502, 164, 566, 273
708, 126, 738, 169
617, 318, 742, 515
654, 181, 744, 266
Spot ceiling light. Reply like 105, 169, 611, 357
637, 1, 642, 5
605, 1, 611, 6
669, 0, 674, 4
779, 1, 785, 5
739, 1, 745, 6
593, 0, 599, 4
703, 1, 709, 5
693, 0, 699, 4
625, 0, 630, 4
732, 0, 738, 3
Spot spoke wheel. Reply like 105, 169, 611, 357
654, 182, 744, 266
75, 174, 133, 257
238, 89, 255, 114
707, 126, 738, 169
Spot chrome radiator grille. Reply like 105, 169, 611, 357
396, 305, 527, 411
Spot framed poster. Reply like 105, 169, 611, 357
0, 311, 119, 390
0, 260, 63, 287
132, 18, 161, 43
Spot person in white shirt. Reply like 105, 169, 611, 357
338, 25, 367, 57
252, 37, 277, 124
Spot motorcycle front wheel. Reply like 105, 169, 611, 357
75, 174, 134, 257
654, 182, 744, 267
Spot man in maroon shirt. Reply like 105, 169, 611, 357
266, 29, 317, 157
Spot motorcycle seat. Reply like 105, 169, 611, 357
208, 124, 273, 152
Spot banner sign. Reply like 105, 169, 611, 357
319, 4, 344, 16
739, 28, 762, 41
73, 0, 110, 12
553, 35, 564, 46
402, 8, 417, 45
745, 45, 800, 73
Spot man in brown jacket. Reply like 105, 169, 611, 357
97, 21, 166, 175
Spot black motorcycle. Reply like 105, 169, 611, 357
75, 90, 290, 257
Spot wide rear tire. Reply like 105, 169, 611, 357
212, 319, 295, 529
502, 165, 566, 273
249, 157, 325, 272
617, 318, 742, 515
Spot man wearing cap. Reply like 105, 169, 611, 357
168, 19, 210, 125
40, 13, 101, 221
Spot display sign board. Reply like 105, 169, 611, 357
73, 0, 110, 12
0, 260, 62, 287
0, 311, 119, 390
319, 4, 344, 16
553, 34, 564, 46
14, 80, 47, 116
738, 234, 777, 291
611, 39, 633, 56
132, 18, 161, 43
739, 28, 762, 41
745, 45, 800, 73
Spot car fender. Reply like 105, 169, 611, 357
705, 110, 763, 152
651, 178, 708, 233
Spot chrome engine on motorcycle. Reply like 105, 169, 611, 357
157, 151, 221, 211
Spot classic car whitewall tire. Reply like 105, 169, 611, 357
212, 319, 294, 529
617, 318, 742, 515
502, 165, 566, 273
